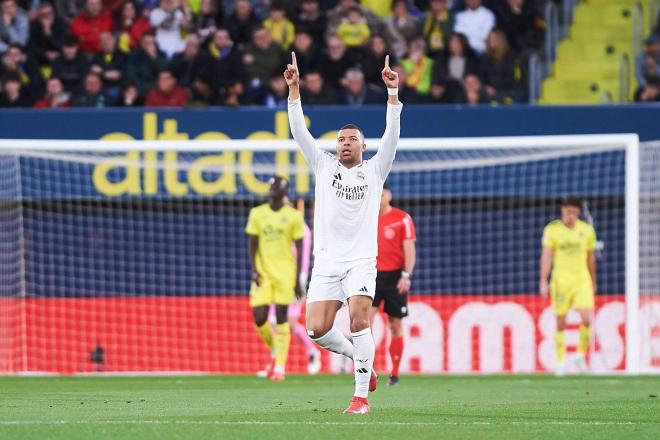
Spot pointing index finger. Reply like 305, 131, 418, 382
384, 54, 389, 70
291, 52, 297, 68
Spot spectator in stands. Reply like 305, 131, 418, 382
0, 43, 44, 102
103, 0, 127, 15
127, 30, 168, 97
223, 80, 249, 106
340, 67, 383, 105
224, 0, 260, 49
635, 34, 660, 89
116, 1, 151, 53
262, 2, 295, 50
0, 72, 30, 106
29, 2, 67, 68
390, 63, 424, 103
316, 35, 356, 90
34, 76, 71, 108
69, 0, 114, 53
243, 27, 284, 88
361, 34, 393, 86
191, 0, 220, 45
116, 82, 144, 106
326, 0, 381, 41
490, 0, 542, 53
421, 0, 454, 56
145, 68, 189, 106
54, 0, 85, 24
169, 34, 200, 89
459, 71, 488, 104
150, 0, 189, 59
297, 0, 326, 47
0, 0, 29, 54
426, 77, 464, 103
72, 71, 109, 106
478, 28, 525, 102
431, 32, 478, 86
635, 78, 660, 102
89, 31, 127, 101
385, 0, 420, 58
192, 27, 244, 104
361, 0, 393, 19
400, 37, 434, 95
262, 75, 288, 108
51, 36, 88, 94
336, 6, 371, 49
301, 69, 338, 104
453, 0, 495, 54
290, 30, 319, 75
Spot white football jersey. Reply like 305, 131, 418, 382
288, 98, 403, 263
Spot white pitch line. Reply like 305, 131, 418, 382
0, 420, 657, 427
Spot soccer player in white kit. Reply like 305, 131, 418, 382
285, 52, 402, 414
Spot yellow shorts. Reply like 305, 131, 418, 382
249, 277, 295, 307
550, 278, 594, 316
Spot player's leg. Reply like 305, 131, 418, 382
573, 284, 595, 373
251, 279, 275, 367
306, 299, 353, 358
288, 302, 321, 374
343, 259, 377, 414
551, 280, 571, 375
269, 304, 290, 381
382, 271, 408, 385
306, 271, 355, 359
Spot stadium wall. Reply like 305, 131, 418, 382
0, 104, 659, 141
2, 296, 658, 374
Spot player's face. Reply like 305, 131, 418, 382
336, 129, 365, 166
268, 177, 288, 200
561, 205, 580, 226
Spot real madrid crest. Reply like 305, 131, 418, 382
357, 171, 365, 180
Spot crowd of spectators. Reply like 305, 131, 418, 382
0, 0, 550, 108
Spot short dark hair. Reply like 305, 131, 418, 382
561, 197, 582, 208
383, 181, 390, 190
338, 124, 364, 142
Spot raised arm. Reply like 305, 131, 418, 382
285, 52, 323, 173
373, 55, 403, 179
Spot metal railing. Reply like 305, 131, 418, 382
619, 53, 631, 103
531, 0, 579, 102
632, 2, 645, 59
528, 52, 542, 103
543, 1, 560, 77
651, 0, 660, 32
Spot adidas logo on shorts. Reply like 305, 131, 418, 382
359, 286, 368, 293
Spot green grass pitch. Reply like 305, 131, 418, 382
0, 375, 658, 439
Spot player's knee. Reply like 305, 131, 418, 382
389, 319, 403, 336
274, 305, 288, 324
349, 317, 370, 333
306, 324, 331, 339
556, 316, 567, 331
252, 307, 269, 327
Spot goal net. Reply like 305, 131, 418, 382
0, 135, 656, 375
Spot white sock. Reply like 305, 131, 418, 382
351, 328, 375, 398
311, 327, 354, 359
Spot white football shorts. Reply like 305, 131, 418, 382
307, 257, 377, 304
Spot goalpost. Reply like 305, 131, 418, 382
0, 134, 653, 375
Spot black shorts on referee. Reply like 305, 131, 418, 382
373, 269, 408, 318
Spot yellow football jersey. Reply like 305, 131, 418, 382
542, 219, 596, 284
245, 204, 305, 282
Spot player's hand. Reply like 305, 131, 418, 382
283, 52, 299, 87
252, 271, 262, 286
539, 280, 549, 298
397, 276, 411, 294
381, 55, 399, 88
